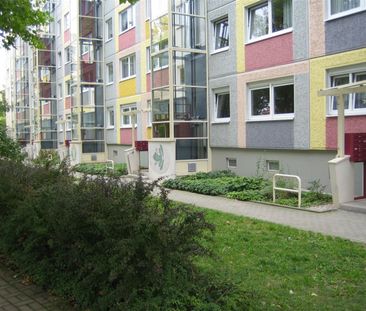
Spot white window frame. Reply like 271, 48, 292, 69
57, 51, 62, 68
227, 158, 237, 168
106, 62, 114, 84
267, 160, 280, 172
147, 100, 152, 127
145, 0, 151, 20
57, 19, 61, 37
248, 79, 295, 121
213, 88, 230, 123
120, 104, 137, 128
105, 18, 113, 41
120, 54, 136, 80
119, 6, 135, 34
326, 0, 366, 20
64, 12, 70, 30
107, 108, 115, 129
146, 47, 151, 73
58, 83, 63, 99
247, 0, 293, 43
65, 80, 71, 97
65, 46, 71, 64
328, 66, 366, 116
212, 16, 229, 53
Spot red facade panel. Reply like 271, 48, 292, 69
245, 32, 293, 71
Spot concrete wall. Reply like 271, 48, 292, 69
211, 147, 336, 191
325, 11, 366, 54
293, 0, 309, 61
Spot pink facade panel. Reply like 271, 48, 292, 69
245, 33, 293, 71
65, 96, 71, 110
326, 116, 366, 149
152, 68, 169, 88
120, 128, 137, 145
146, 73, 151, 92
64, 29, 70, 44
119, 28, 136, 51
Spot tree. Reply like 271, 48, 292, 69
0, 0, 138, 49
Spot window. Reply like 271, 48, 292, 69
329, 70, 366, 115
146, 0, 151, 19
147, 100, 152, 126
146, 47, 151, 72
267, 160, 280, 171
57, 20, 61, 36
57, 51, 62, 68
65, 46, 71, 63
249, 81, 294, 120
328, 0, 366, 18
214, 90, 230, 122
119, 6, 135, 33
65, 80, 71, 96
213, 17, 229, 51
248, 0, 292, 41
106, 18, 113, 40
106, 62, 114, 84
58, 83, 63, 99
120, 104, 137, 127
64, 12, 70, 30
120, 54, 136, 80
107, 108, 114, 128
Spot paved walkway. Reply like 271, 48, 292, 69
0, 263, 72, 311
168, 189, 366, 244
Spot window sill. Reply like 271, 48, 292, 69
211, 47, 229, 55
105, 37, 113, 43
326, 7, 366, 21
106, 82, 114, 86
211, 119, 230, 124
327, 111, 366, 117
246, 116, 294, 122
246, 28, 293, 45
106, 126, 115, 130
119, 26, 136, 36
119, 75, 136, 82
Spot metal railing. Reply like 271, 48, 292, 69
273, 174, 302, 208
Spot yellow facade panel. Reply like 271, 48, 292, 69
119, 78, 136, 98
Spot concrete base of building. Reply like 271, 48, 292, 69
211, 147, 337, 192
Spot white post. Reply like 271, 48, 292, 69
336, 95, 345, 158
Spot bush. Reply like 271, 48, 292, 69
0, 160, 250, 310
73, 162, 128, 176
32, 149, 61, 169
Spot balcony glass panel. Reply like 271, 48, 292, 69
80, 0, 102, 17
172, 0, 205, 16
176, 138, 207, 160
152, 88, 170, 122
152, 123, 170, 138
173, 14, 205, 50
174, 122, 207, 138
79, 16, 102, 38
173, 51, 206, 86
173, 86, 207, 120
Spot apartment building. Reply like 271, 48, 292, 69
6, 0, 366, 197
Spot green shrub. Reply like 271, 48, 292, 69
226, 190, 265, 201
32, 149, 61, 169
73, 162, 128, 176
0, 160, 250, 310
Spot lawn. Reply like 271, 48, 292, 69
196, 208, 366, 310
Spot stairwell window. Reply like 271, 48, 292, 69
329, 70, 366, 115
328, 0, 366, 19
106, 62, 114, 84
249, 80, 294, 120
106, 18, 113, 41
120, 104, 137, 128
248, 0, 292, 41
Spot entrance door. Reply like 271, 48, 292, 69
354, 162, 365, 199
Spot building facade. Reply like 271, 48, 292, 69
6, 0, 366, 196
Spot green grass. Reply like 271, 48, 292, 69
73, 162, 127, 176
196, 208, 366, 310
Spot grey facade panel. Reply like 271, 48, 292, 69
246, 121, 294, 149
209, 75, 238, 148
107, 144, 130, 163
211, 148, 336, 191
293, 73, 310, 149
207, 1, 237, 79
104, 34, 115, 58
293, 0, 309, 61
207, 0, 235, 12
325, 11, 366, 54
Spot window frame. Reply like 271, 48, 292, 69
247, 0, 293, 43
326, 0, 366, 20
328, 67, 366, 116
146, 47, 151, 73
147, 100, 152, 127
106, 62, 114, 84
119, 5, 135, 34
248, 79, 295, 121
213, 88, 230, 123
64, 46, 71, 64
65, 80, 71, 97
106, 108, 115, 129
105, 18, 113, 42
120, 54, 136, 80
212, 16, 229, 53
64, 12, 70, 30
120, 104, 137, 128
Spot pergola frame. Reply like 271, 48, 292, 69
318, 80, 366, 157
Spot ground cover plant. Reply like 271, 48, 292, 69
163, 171, 332, 208
197, 209, 366, 310
73, 162, 128, 176
0, 159, 249, 311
